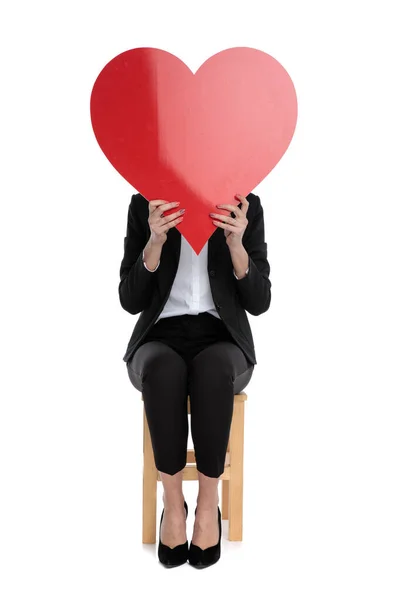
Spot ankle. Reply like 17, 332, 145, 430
162, 492, 185, 510
196, 494, 219, 511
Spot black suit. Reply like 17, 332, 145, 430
119, 192, 271, 367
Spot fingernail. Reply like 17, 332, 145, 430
180, 209, 185, 213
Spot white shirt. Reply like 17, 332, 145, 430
142, 236, 248, 324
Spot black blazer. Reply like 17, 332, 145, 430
119, 192, 272, 366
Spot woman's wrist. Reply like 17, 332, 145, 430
229, 243, 249, 279
142, 237, 163, 271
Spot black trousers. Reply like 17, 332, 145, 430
126, 311, 254, 478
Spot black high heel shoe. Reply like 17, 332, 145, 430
188, 506, 222, 568
158, 500, 189, 567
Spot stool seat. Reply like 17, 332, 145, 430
142, 392, 247, 543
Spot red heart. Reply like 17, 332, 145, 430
90, 47, 297, 254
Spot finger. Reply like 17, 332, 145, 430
149, 200, 180, 213
235, 193, 249, 215
161, 208, 185, 223
162, 215, 184, 231
215, 204, 241, 215
212, 220, 239, 233
149, 199, 169, 207
210, 213, 237, 224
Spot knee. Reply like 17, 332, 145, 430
191, 350, 233, 382
142, 346, 187, 382
126, 361, 142, 391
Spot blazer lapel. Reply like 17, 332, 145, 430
207, 226, 226, 266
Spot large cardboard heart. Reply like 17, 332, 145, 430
90, 47, 297, 253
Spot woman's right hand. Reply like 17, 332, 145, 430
148, 200, 185, 246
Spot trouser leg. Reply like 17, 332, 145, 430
126, 341, 189, 475
188, 341, 254, 478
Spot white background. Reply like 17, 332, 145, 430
1, 0, 399, 598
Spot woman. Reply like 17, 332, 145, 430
119, 191, 271, 568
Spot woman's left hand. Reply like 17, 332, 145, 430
209, 193, 249, 248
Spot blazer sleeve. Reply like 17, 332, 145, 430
233, 194, 272, 315
118, 194, 158, 315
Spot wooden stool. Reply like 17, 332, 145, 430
142, 392, 247, 544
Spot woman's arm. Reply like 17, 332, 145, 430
231, 195, 271, 315
118, 195, 159, 314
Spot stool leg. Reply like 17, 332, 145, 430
221, 479, 230, 520
142, 405, 157, 543
228, 400, 245, 541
